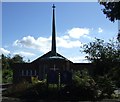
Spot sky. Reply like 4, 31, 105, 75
1, 2, 118, 63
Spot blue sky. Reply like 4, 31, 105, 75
1, 2, 118, 63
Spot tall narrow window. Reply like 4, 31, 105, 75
28, 70, 31, 76
24, 70, 26, 76
26, 70, 28, 76
19, 70, 21, 76
30, 70, 32, 76
22, 70, 24, 76
34, 70, 36, 76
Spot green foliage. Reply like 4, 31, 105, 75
31, 76, 39, 84
1, 54, 25, 83
99, 1, 120, 39
108, 66, 120, 87
3, 70, 117, 100
2, 69, 13, 83
14, 81, 31, 93
117, 31, 120, 42
3, 80, 32, 97
59, 70, 99, 101
82, 38, 120, 76
82, 38, 120, 98
82, 38, 120, 95
72, 70, 95, 87
1, 54, 10, 69
3, 70, 98, 101
99, 1, 120, 22
31, 76, 46, 84
96, 75, 116, 99
1, 54, 25, 70
12, 54, 25, 63
3, 81, 48, 99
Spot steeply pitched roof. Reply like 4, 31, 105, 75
31, 51, 72, 63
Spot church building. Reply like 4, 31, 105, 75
13, 5, 94, 83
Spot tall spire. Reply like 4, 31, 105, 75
51, 4, 56, 53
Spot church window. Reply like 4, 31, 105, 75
26, 70, 28, 76
22, 70, 24, 76
34, 70, 36, 76
30, 70, 32, 76
28, 70, 31, 76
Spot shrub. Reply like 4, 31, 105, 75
2, 69, 13, 83
96, 75, 116, 99
3, 80, 32, 97
59, 70, 99, 101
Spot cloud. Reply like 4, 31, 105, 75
57, 37, 82, 48
69, 56, 89, 63
0, 48, 10, 55
13, 27, 92, 53
67, 27, 90, 39
61, 35, 70, 39
98, 27, 103, 33
13, 36, 51, 53
13, 35, 83, 53
82, 35, 95, 40
13, 51, 35, 57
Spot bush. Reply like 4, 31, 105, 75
3, 80, 32, 97
2, 69, 13, 83
59, 70, 99, 101
96, 75, 116, 99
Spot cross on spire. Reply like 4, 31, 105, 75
52, 4, 55, 9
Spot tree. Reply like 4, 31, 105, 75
99, 1, 120, 39
2, 69, 13, 83
60, 70, 98, 101
1, 54, 10, 69
82, 38, 120, 95
1, 54, 25, 83
99, 0, 120, 22
97, 75, 116, 99
82, 38, 120, 76
12, 54, 24, 63
117, 30, 120, 42
1, 54, 25, 69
